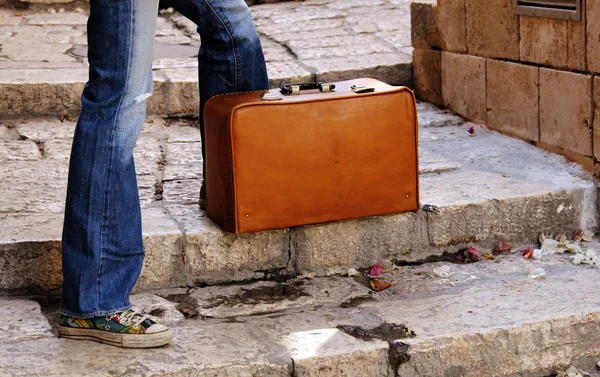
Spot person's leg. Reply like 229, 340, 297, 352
163, 0, 269, 205
60, 0, 170, 348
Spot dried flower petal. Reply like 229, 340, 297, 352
347, 268, 360, 277
468, 126, 475, 134
482, 252, 495, 260
369, 264, 384, 277
464, 246, 481, 263
523, 246, 534, 259
494, 242, 511, 255
573, 229, 584, 242
370, 279, 392, 291
582, 230, 594, 242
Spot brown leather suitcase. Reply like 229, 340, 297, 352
203, 78, 419, 234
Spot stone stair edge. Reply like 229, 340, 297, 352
0, 180, 594, 294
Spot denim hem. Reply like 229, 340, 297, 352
59, 304, 133, 319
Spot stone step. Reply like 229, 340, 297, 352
0, 103, 596, 293
0, 2, 414, 118
3, 251, 600, 376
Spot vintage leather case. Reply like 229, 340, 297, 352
203, 78, 419, 234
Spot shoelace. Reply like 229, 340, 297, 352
116, 310, 149, 328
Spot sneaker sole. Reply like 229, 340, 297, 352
57, 325, 172, 348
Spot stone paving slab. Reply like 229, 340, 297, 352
3, 253, 600, 376
0, 104, 596, 293
0, 0, 414, 118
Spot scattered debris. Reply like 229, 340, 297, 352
464, 246, 482, 263
148, 307, 166, 317
370, 279, 392, 291
347, 268, 360, 277
421, 204, 440, 214
369, 264, 384, 277
573, 230, 584, 242
523, 246, 534, 259
337, 323, 415, 372
482, 252, 495, 260
528, 268, 546, 280
179, 306, 199, 318
532, 231, 599, 267
468, 125, 476, 136
298, 272, 316, 280
433, 265, 453, 278
494, 242, 511, 255
453, 254, 464, 264
60, 113, 72, 122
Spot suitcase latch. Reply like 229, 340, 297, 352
351, 84, 375, 94
260, 92, 283, 101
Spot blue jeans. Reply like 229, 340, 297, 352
60, 0, 268, 318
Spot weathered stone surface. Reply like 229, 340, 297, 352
0, 160, 68, 179
134, 135, 162, 176
441, 52, 486, 123
0, 322, 293, 376
16, 118, 76, 140
307, 53, 412, 86
540, 69, 592, 156
166, 122, 201, 143
165, 141, 202, 165
165, 205, 291, 285
25, 12, 87, 26
137, 174, 158, 209
161, 68, 199, 115
412, 0, 467, 52
465, 0, 519, 60
486, 59, 539, 141
130, 293, 186, 327
163, 179, 201, 204
1, 43, 76, 63
137, 208, 185, 288
412, 48, 442, 105
267, 61, 314, 89
43, 138, 72, 161
595, 76, 600, 160
294, 40, 395, 60
163, 163, 201, 181
370, 254, 600, 377
0, 178, 66, 213
568, 15, 586, 71
190, 277, 371, 319
587, 0, 600, 73
247, 307, 391, 377
419, 148, 460, 174
0, 140, 41, 162
0, 68, 87, 118
291, 212, 429, 274
0, 298, 53, 342
520, 16, 568, 69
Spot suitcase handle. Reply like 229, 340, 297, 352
280, 82, 336, 95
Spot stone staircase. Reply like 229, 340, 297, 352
2, 0, 600, 376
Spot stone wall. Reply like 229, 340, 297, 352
411, 0, 598, 170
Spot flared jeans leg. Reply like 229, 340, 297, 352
60, 0, 159, 318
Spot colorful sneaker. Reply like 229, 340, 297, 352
58, 310, 172, 348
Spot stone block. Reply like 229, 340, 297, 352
0, 298, 53, 342
424, 174, 584, 248
588, 0, 600, 73
267, 61, 314, 89
0, 178, 66, 213
137, 208, 185, 288
307, 53, 412, 86
160, 68, 199, 116
162, 179, 200, 205
16, 119, 76, 141
540, 69, 592, 156
486, 60, 539, 141
411, 0, 467, 52
441, 52, 486, 123
520, 16, 568, 69
0, 68, 86, 118
412, 49, 442, 105
595, 77, 600, 160
465, 0, 519, 60
568, 9, 586, 71
291, 212, 429, 273
165, 205, 292, 284
0, 140, 41, 162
